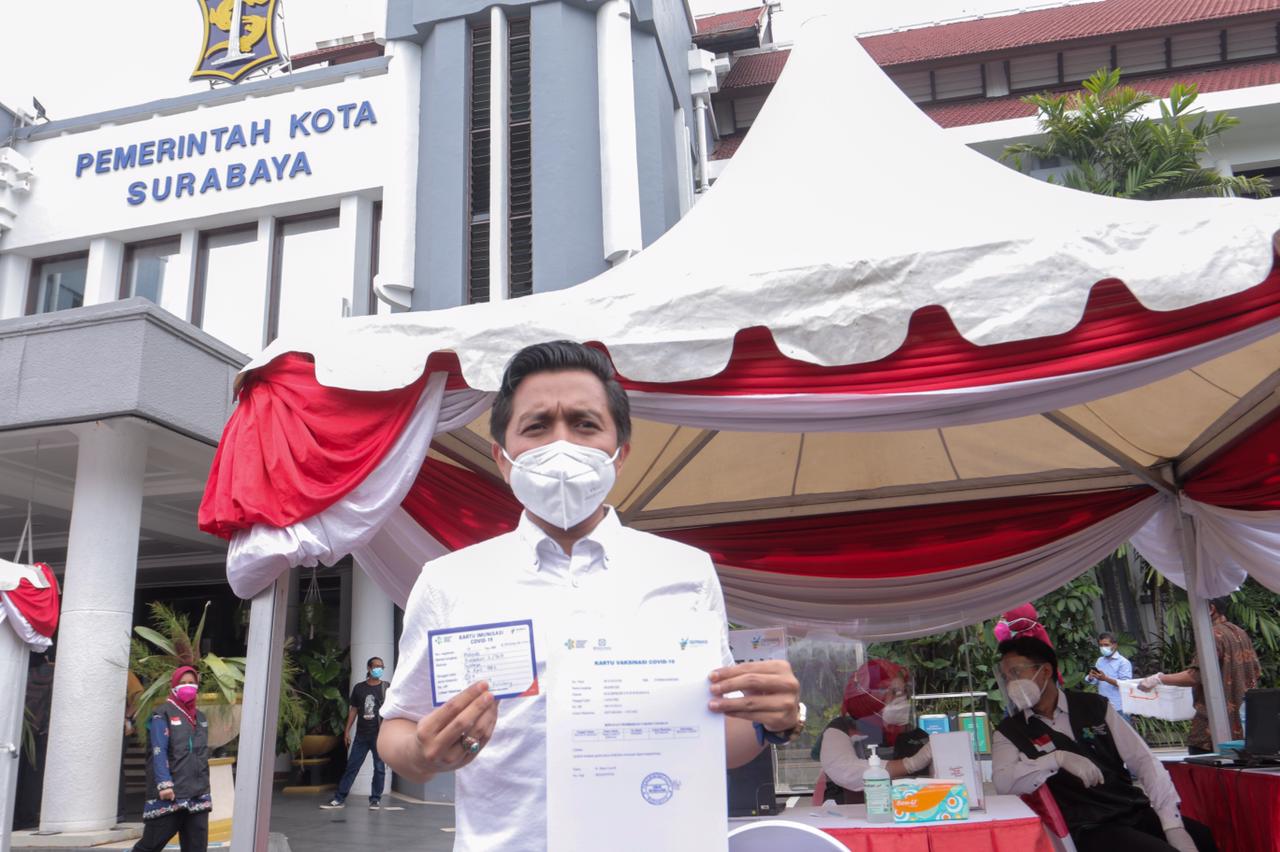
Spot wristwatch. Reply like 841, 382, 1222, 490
755, 702, 807, 746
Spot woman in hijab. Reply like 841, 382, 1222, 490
816, 659, 934, 804
132, 666, 211, 852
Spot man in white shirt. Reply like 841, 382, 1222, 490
1085, 631, 1133, 720
378, 341, 803, 851
991, 636, 1215, 852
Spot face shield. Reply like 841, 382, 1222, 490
843, 659, 914, 729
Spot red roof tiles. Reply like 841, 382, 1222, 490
695, 7, 765, 36
922, 55, 1280, 127
711, 133, 748, 160
722, 49, 792, 89
860, 0, 1280, 67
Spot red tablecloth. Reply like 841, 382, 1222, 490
824, 816, 1053, 852
1168, 762, 1280, 852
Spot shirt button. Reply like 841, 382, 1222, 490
571, 578, 580, 588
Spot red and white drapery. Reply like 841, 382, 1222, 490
199, 268, 1280, 640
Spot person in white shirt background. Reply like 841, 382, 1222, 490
377, 340, 803, 851
991, 636, 1215, 852
1085, 631, 1133, 722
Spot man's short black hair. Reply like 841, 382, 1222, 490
1210, 596, 1232, 615
1098, 631, 1116, 643
489, 341, 632, 448
367, 656, 383, 669
997, 636, 1059, 679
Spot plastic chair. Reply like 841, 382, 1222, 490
811, 771, 828, 806
728, 820, 850, 851
1021, 785, 1078, 852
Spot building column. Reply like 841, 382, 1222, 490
40, 419, 148, 833
0, 253, 31, 319
83, 237, 125, 306
596, 0, 643, 264
338, 195, 375, 317
374, 39, 422, 310
347, 561, 395, 798
489, 6, 511, 303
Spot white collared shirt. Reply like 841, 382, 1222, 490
991, 688, 1182, 830
383, 508, 734, 852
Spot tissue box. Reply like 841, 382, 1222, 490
891, 780, 970, 822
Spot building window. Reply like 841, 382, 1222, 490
468, 24, 492, 304
468, 18, 533, 304
271, 211, 342, 342
28, 253, 88, 315
122, 238, 187, 318
509, 17, 532, 299
193, 225, 263, 355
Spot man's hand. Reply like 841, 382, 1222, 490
1089, 668, 1114, 686
1053, 751, 1103, 787
410, 682, 498, 775
708, 660, 801, 734
158, 788, 175, 802
1138, 673, 1164, 692
343, 732, 351, 750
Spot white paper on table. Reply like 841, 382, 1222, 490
928, 730, 985, 811
546, 613, 728, 852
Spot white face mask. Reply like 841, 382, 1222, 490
503, 440, 620, 530
1006, 668, 1046, 711
880, 697, 911, 727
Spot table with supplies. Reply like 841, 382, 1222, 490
1166, 761, 1280, 852
729, 795, 1053, 852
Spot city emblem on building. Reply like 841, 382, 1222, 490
191, 0, 283, 84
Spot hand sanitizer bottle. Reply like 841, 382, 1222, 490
864, 748, 893, 823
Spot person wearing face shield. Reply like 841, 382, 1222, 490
992, 637, 1216, 852
814, 659, 933, 804
377, 341, 803, 852
132, 666, 211, 852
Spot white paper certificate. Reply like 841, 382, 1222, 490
546, 613, 728, 852
427, 619, 539, 706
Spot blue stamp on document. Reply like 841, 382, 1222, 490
640, 772, 676, 805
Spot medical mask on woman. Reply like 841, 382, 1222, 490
172, 683, 199, 702
370, 667, 384, 679
1006, 669, 1046, 711
1100, 646, 1115, 657
880, 697, 911, 727
503, 440, 619, 530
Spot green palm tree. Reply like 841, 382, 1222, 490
1003, 68, 1272, 200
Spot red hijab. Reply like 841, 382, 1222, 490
169, 665, 199, 721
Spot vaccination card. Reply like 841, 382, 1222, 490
428, 619, 539, 706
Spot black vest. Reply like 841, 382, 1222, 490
997, 690, 1148, 832
144, 701, 211, 801
816, 717, 929, 806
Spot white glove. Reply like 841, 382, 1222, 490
900, 742, 932, 774
1163, 825, 1197, 852
1053, 751, 1104, 787
1138, 673, 1164, 692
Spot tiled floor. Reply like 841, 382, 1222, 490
270, 791, 457, 852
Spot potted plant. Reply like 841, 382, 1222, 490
295, 638, 350, 758
130, 601, 307, 752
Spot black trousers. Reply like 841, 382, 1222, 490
131, 809, 209, 852
1073, 807, 1217, 852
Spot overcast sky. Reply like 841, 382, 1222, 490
0, 0, 1081, 121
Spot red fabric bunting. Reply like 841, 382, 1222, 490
823, 818, 1053, 852
1184, 408, 1280, 511
400, 458, 1152, 579
1, 562, 59, 640
198, 354, 429, 538
618, 268, 1280, 395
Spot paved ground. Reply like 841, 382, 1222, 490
272, 791, 457, 852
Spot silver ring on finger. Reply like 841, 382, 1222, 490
460, 732, 482, 755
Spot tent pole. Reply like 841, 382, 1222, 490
1041, 412, 1175, 495
1174, 511, 1233, 747
232, 576, 288, 852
